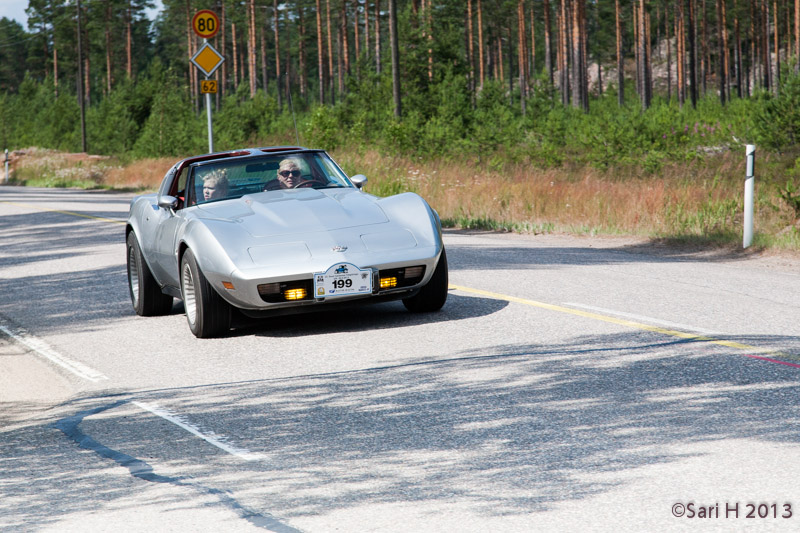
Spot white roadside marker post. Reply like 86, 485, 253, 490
743, 144, 755, 249
4, 149, 8, 183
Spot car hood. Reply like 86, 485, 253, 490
194, 188, 389, 237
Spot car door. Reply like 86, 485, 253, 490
150, 166, 191, 288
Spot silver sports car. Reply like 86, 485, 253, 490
125, 146, 448, 337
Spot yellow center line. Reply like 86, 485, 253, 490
449, 283, 797, 361
0, 200, 127, 225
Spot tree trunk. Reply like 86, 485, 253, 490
572, 0, 582, 109
498, 34, 504, 81
581, 0, 589, 109
299, 3, 308, 100
221, 2, 227, 97
687, 0, 697, 108
716, 0, 726, 104
616, 0, 624, 105
342, 0, 350, 81
232, 23, 239, 89
774, 0, 780, 94
389, 0, 401, 117
338, 3, 344, 93
634, 2, 640, 96
248, 0, 257, 98
474, 0, 482, 87
274, 0, 283, 110
561, 0, 571, 106
126, 1, 133, 79
518, 0, 527, 114
365, 0, 370, 62
507, 25, 514, 100
327, 0, 335, 101
722, 0, 730, 99
105, 0, 113, 95
544, 0, 553, 85
646, 3, 652, 106
317, 0, 326, 104
734, 0, 743, 97
427, 0, 433, 81
261, 26, 268, 95
54, 46, 58, 97
666, 2, 672, 100
637, 1, 646, 108
795, 0, 799, 70
467, 0, 475, 97
750, 0, 757, 91
76, 0, 87, 152
764, 0, 771, 90
285, 37, 291, 106
186, 0, 196, 108
530, 5, 536, 83
354, 1, 360, 61
677, 0, 685, 107
375, 0, 381, 75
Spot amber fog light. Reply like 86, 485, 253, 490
380, 277, 398, 289
284, 288, 307, 300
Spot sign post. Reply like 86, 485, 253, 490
190, 10, 223, 154
743, 145, 756, 249
4, 149, 8, 183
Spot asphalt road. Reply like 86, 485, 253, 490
3, 185, 800, 532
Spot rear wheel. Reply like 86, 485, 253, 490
127, 232, 173, 316
180, 249, 232, 338
403, 248, 448, 312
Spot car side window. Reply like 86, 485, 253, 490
175, 167, 190, 208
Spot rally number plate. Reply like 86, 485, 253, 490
314, 263, 373, 298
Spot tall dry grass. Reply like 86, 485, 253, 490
334, 148, 799, 246
104, 158, 175, 190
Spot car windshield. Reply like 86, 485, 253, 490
188, 151, 352, 205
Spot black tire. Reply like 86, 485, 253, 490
403, 247, 449, 312
180, 249, 232, 338
127, 232, 173, 316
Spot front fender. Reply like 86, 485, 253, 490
180, 220, 239, 286
377, 192, 443, 251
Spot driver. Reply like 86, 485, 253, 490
265, 158, 309, 190
276, 158, 304, 188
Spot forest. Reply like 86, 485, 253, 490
2, 1, 800, 247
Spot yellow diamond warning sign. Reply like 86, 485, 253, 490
191, 43, 224, 78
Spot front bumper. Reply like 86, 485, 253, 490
209, 245, 442, 311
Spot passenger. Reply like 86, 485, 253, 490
202, 169, 229, 202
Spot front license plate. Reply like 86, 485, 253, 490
314, 263, 373, 298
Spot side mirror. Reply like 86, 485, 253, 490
350, 174, 368, 189
158, 195, 179, 210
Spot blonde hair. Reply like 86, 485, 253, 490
278, 158, 302, 173
202, 169, 229, 193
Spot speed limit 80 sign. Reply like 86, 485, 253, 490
192, 10, 220, 39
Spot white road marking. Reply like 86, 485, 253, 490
562, 302, 725, 336
0, 323, 108, 382
132, 401, 266, 462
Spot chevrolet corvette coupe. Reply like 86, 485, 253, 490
125, 146, 448, 337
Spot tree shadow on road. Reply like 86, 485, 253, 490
4, 330, 800, 529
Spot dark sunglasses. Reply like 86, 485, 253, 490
280, 170, 301, 177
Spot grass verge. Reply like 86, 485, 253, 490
5, 146, 800, 252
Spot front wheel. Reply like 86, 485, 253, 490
403, 248, 448, 312
127, 232, 173, 316
180, 249, 232, 338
